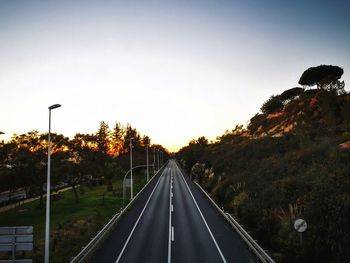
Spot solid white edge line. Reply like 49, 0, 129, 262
168, 163, 173, 263
175, 164, 227, 263
115, 167, 167, 263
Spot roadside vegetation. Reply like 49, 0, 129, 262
0, 121, 167, 262
0, 174, 149, 262
176, 65, 350, 262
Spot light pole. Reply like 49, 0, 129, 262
157, 149, 160, 171
146, 144, 149, 181
153, 147, 156, 174
130, 137, 134, 199
45, 104, 61, 263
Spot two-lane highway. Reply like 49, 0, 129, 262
92, 160, 252, 263
171, 161, 225, 262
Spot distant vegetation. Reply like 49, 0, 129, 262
0, 121, 167, 205
176, 65, 350, 262
0, 122, 168, 262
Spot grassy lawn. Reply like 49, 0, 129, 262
0, 171, 153, 262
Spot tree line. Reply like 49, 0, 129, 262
0, 121, 168, 207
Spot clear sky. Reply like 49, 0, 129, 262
1, 0, 349, 151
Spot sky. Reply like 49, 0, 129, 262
1, 0, 349, 151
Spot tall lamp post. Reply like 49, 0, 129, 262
157, 149, 160, 170
153, 147, 156, 174
130, 137, 134, 199
146, 144, 149, 181
45, 104, 61, 263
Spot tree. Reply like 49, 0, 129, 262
279, 87, 304, 102
104, 160, 122, 192
217, 125, 247, 144
141, 135, 151, 146
68, 133, 98, 201
122, 124, 141, 152
9, 131, 47, 208
260, 95, 284, 114
0, 142, 16, 195
298, 65, 344, 90
96, 121, 110, 155
188, 136, 209, 148
95, 122, 113, 184
112, 122, 125, 155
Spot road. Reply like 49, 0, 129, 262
93, 160, 252, 263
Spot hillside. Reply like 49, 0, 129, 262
176, 67, 350, 262
248, 89, 350, 139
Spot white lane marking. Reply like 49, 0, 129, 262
175, 164, 227, 263
171, 226, 174, 241
168, 167, 173, 263
171, 204, 174, 212
115, 167, 167, 263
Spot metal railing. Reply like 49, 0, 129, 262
70, 163, 168, 263
0, 260, 33, 263
0, 226, 33, 263
70, 212, 121, 263
194, 182, 275, 263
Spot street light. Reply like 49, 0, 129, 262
157, 149, 160, 171
45, 104, 61, 263
153, 147, 156, 174
146, 144, 149, 181
130, 137, 134, 199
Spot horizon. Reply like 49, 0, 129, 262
1, 0, 350, 152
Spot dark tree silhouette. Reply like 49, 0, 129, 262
0, 121, 165, 205
260, 96, 284, 114
96, 121, 110, 155
298, 65, 344, 90
122, 124, 141, 152
112, 122, 125, 155
279, 87, 304, 102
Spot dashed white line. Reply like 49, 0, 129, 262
171, 226, 174, 241
168, 167, 173, 263
175, 164, 227, 263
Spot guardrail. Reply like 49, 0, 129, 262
0, 260, 32, 263
194, 182, 275, 263
70, 211, 120, 263
70, 163, 168, 263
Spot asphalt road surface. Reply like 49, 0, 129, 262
93, 160, 252, 263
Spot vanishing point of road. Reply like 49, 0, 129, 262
93, 160, 252, 263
